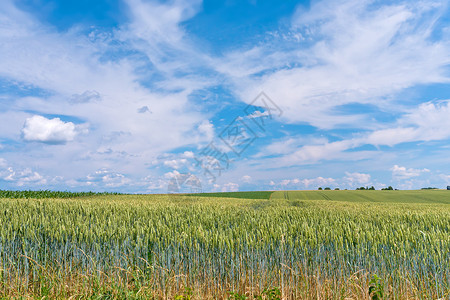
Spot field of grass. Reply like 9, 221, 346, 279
272, 189, 450, 204
0, 190, 448, 299
0, 190, 122, 199
185, 191, 273, 199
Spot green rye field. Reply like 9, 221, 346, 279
0, 190, 448, 299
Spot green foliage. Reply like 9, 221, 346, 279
368, 274, 384, 300
228, 291, 248, 300
356, 186, 375, 190
175, 287, 193, 300
254, 287, 281, 300
0, 189, 121, 199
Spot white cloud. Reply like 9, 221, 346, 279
221, 182, 239, 192
225, 0, 450, 129
163, 158, 188, 170
280, 178, 301, 186
21, 115, 80, 144
259, 100, 450, 167
82, 169, 131, 188
344, 172, 371, 186
102, 173, 131, 188
270, 176, 335, 189
247, 110, 269, 119
14, 169, 46, 186
183, 151, 195, 158
301, 177, 336, 188
391, 165, 430, 180
0, 159, 47, 186
1, 0, 450, 192
0, 0, 219, 191
197, 120, 215, 141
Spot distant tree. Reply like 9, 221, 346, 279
335, 188, 340, 190
318, 187, 323, 190
381, 186, 394, 190
324, 187, 331, 190
369, 186, 375, 190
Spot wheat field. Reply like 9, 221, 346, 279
0, 190, 448, 299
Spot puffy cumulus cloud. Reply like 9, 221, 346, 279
14, 169, 46, 187
280, 178, 300, 186
272, 177, 335, 189
183, 151, 195, 158
221, 182, 239, 192
164, 158, 188, 170
81, 169, 131, 188
21, 115, 84, 144
102, 173, 132, 188
301, 177, 336, 188
157, 151, 198, 172
167, 172, 202, 193
344, 172, 371, 186
0, 159, 47, 187
164, 170, 181, 179
391, 165, 430, 180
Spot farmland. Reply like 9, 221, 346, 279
0, 190, 448, 299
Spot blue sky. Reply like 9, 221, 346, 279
1, 0, 450, 193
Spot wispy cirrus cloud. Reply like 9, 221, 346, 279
1, 0, 450, 191
0, 0, 217, 190
257, 100, 450, 167
223, 0, 450, 129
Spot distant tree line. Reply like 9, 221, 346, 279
318, 186, 398, 190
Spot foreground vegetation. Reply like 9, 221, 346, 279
0, 191, 448, 299
0, 189, 121, 199
185, 191, 273, 199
